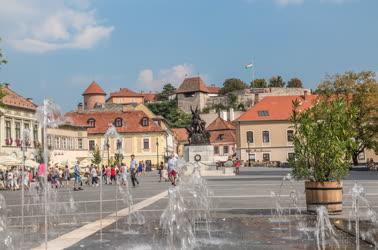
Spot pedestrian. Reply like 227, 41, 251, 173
37, 163, 46, 192
120, 163, 128, 185
167, 155, 177, 186
110, 166, 116, 184
130, 154, 139, 187
105, 166, 111, 184
63, 165, 70, 187
138, 161, 143, 177
91, 166, 98, 186
234, 157, 241, 175
158, 161, 164, 182
73, 162, 83, 191
7, 169, 14, 191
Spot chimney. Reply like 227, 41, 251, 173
229, 108, 235, 121
304, 90, 308, 100
254, 93, 259, 105
222, 110, 227, 121
77, 102, 83, 111
26, 98, 33, 102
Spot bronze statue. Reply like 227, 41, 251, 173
186, 106, 210, 145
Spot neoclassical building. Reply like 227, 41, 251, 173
0, 84, 41, 161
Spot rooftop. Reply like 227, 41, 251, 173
176, 77, 209, 94
109, 88, 144, 98
171, 128, 188, 142
82, 82, 106, 96
0, 84, 37, 111
207, 116, 235, 131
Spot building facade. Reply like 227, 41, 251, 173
0, 84, 41, 161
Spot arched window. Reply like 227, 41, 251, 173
246, 131, 253, 143
142, 117, 149, 127
114, 118, 123, 127
87, 118, 96, 128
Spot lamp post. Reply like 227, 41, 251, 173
156, 138, 159, 168
106, 139, 110, 167
247, 141, 251, 167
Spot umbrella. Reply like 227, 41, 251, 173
24, 159, 39, 168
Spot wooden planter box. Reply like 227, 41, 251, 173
305, 181, 343, 214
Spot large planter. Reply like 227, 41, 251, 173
305, 181, 343, 214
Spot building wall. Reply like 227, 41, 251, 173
0, 106, 40, 160
236, 120, 294, 163
213, 142, 236, 162
87, 131, 168, 166
177, 92, 208, 113
107, 96, 144, 104
47, 126, 89, 165
84, 95, 105, 109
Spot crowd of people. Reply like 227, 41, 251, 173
0, 153, 180, 192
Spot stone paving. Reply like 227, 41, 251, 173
1, 167, 378, 249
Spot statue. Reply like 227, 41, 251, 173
186, 106, 210, 145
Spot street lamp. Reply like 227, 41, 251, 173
247, 141, 251, 167
156, 138, 159, 168
106, 139, 110, 167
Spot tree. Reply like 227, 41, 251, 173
316, 71, 378, 165
227, 92, 238, 108
251, 78, 267, 88
287, 78, 303, 88
219, 78, 247, 95
92, 146, 102, 166
157, 83, 176, 101
291, 98, 357, 181
0, 38, 7, 68
268, 76, 285, 88
147, 100, 191, 128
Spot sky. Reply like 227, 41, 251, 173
0, 0, 377, 111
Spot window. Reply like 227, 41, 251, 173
87, 118, 96, 128
5, 121, 11, 140
263, 153, 270, 162
78, 138, 83, 150
223, 145, 229, 154
287, 130, 294, 142
262, 131, 270, 143
288, 153, 295, 161
218, 134, 224, 140
62, 137, 67, 149
116, 139, 122, 150
47, 136, 52, 148
54, 137, 59, 149
143, 138, 150, 149
114, 118, 123, 127
33, 124, 38, 142
246, 131, 253, 143
15, 122, 21, 140
24, 123, 30, 130
249, 154, 256, 162
358, 152, 365, 161
214, 146, 219, 154
89, 140, 95, 151
258, 110, 269, 117
142, 118, 149, 127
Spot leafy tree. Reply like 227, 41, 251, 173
147, 100, 191, 128
251, 78, 267, 88
157, 83, 176, 101
268, 75, 285, 88
227, 92, 238, 108
219, 78, 247, 95
0, 38, 7, 68
91, 146, 102, 166
291, 98, 357, 181
316, 71, 378, 165
237, 103, 246, 111
287, 78, 303, 88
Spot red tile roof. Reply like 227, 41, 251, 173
65, 110, 163, 134
207, 86, 221, 94
139, 92, 157, 102
237, 94, 317, 122
176, 77, 209, 94
0, 85, 37, 110
207, 117, 235, 131
109, 88, 144, 98
82, 82, 106, 95
209, 130, 236, 144
172, 128, 188, 142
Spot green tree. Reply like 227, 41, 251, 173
147, 100, 191, 128
291, 98, 357, 181
227, 92, 238, 108
91, 146, 102, 166
251, 78, 267, 88
316, 71, 378, 165
287, 78, 303, 88
219, 78, 247, 95
268, 75, 285, 88
0, 38, 7, 68
157, 83, 176, 101
0, 39, 9, 104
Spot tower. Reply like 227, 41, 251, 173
82, 81, 106, 110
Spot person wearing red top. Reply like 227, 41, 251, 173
234, 158, 241, 175
105, 166, 111, 184
110, 166, 116, 184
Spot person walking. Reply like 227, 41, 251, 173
137, 161, 143, 177
120, 163, 127, 185
105, 166, 111, 184
158, 161, 164, 182
63, 165, 70, 188
37, 163, 46, 192
167, 155, 177, 186
130, 154, 139, 187
234, 158, 241, 175
91, 166, 98, 186
73, 162, 83, 191
110, 166, 116, 184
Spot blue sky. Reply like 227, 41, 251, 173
0, 0, 377, 110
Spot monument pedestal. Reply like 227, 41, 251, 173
184, 144, 214, 163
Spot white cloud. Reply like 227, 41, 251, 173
0, 0, 114, 53
137, 64, 194, 91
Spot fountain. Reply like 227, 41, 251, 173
0, 194, 14, 250
315, 206, 340, 250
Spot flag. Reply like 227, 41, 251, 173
245, 63, 253, 69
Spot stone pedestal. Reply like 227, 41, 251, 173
184, 145, 214, 163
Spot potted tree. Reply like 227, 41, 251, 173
291, 98, 357, 213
